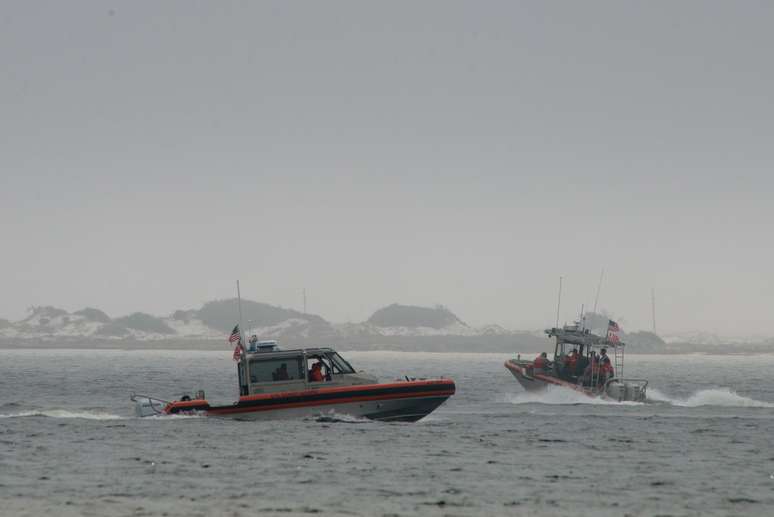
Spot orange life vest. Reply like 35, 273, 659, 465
309, 365, 323, 382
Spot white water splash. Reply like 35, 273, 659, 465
647, 387, 774, 408
0, 409, 126, 420
504, 385, 641, 406
149, 412, 205, 419
312, 410, 374, 424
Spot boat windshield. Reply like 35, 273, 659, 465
326, 352, 355, 374
248, 356, 304, 383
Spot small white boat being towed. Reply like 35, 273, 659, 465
504, 324, 648, 402
132, 341, 455, 422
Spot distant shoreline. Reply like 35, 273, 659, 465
1, 338, 772, 355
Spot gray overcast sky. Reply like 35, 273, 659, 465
2, 1, 773, 335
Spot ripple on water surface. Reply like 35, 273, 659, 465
1, 349, 774, 516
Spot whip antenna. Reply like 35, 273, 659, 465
555, 276, 563, 328
592, 268, 604, 315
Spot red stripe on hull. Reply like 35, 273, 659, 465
237, 379, 455, 403
207, 389, 454, 416
504, 360, 594, 397
162, 379, 455, 416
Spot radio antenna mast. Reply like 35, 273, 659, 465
555, 276, 563, 328
592, 268, 604, 315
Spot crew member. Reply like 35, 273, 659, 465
533, 352, 549, 370
275, 363, 290, 381
564, 349, 579, 379
576, 351, 589, 377
309, 361, 324, 382
598, 348, 614, 382
582, 353, 599, 386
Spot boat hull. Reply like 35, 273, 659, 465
504, 359, 592, 395
504, 359, 647, 402
164, 379, 455, 422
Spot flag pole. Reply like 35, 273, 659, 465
237, 280, 245, 340
236, 280, 247, 395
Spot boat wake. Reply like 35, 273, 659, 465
647, 387, 774, 408
505, 385, 774, 408
0, 409, 127, 420
505, 385, 642, 406
312, 412, 374, 424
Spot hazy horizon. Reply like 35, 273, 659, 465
3, 2, 773, 335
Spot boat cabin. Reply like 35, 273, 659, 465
237, 344, 376, 395
545, 325, 626, 386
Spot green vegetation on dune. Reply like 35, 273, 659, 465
367, 304, 466, 329
623, 330, 667, 352
97, 312, 175, 336
73, 307, 111, 323
24, 306, 69, 320
196, 299, 327, 332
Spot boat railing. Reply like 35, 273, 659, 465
604, 377, 648, 388
614, 346, 625, 377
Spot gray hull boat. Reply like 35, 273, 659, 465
505, 324, 648, 402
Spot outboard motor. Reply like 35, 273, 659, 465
131, 394, 167, 417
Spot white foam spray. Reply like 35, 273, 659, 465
0, 409, 127, 420
647, 387, 774, 408
504, 385, 641, 406
505, 385, 774, 408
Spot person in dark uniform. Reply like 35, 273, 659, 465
576, 351, 590, 378
275, 363, 290, 381
598, 348, 614, 383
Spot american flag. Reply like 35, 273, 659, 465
232, 344, 242, 362
228, 324, 241, 343
607, 320, 621, 332
607, 331, 620, 343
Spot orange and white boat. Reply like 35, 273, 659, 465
132, 342, 455, 422
504, 325, 648, 402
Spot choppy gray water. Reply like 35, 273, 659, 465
1, 349, 773, 516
